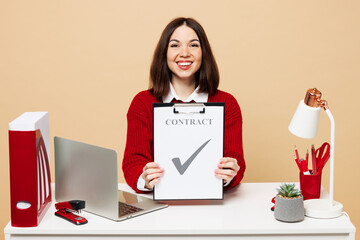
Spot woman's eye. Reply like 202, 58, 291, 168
170, 44, 179, 48
191, 43, 200, 48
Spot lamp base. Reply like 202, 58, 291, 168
304, 199, 343, 218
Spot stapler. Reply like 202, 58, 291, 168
55, 200, 88, 225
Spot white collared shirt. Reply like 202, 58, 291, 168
162, 82, 208, 103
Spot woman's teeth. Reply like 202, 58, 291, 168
178, 62, 192, 66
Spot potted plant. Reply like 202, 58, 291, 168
274, 183, 304, 222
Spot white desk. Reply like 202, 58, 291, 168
4, 182, 356, 239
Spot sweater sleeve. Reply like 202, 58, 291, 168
223, 94, 246, 190
122, 93, 154, 193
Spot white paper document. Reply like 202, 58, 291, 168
153, 103, 224, 200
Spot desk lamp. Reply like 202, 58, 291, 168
288, 88, 343, 218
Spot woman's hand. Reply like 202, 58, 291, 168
142, 162, 164, 190
215, 157, 240, 184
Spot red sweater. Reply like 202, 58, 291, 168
122, 90, 246, 193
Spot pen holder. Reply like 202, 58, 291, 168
299, 171, 322, 200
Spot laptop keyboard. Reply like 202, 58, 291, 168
118, 202, 144, 217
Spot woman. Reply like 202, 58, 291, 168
122, 17, 245, 193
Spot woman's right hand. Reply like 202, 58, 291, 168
142, 162, 164, 190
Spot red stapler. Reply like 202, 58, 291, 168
55, 200, 88, 225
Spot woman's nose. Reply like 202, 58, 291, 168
180, 46, 190, 57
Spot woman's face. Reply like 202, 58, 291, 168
167, 25, 202, 83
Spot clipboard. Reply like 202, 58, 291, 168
153, 102, 224, 200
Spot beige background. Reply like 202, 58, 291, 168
1, 0, 359, 239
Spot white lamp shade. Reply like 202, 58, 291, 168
288, 100, 321, 139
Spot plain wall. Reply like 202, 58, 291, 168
1, 0, 359, 239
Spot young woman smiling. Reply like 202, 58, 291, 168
122, 17, 246, 193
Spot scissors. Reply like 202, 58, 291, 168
315, 142, 330, 173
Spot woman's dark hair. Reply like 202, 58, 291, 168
149, 17, 219, 97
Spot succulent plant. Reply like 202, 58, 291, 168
276, 183, 302, 198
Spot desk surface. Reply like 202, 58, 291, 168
4, 182, 356, 240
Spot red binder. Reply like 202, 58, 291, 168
8, 113, 52, 227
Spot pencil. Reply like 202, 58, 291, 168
294, 145, 300, 161
311, 144, 317, 175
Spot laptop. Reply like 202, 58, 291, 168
54, 136, 168, 221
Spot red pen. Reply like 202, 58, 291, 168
305, 149, 310, 174
306, 149, 309, 162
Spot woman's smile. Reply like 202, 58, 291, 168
177, 60, 193, 70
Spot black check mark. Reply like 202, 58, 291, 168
172, 139, 212, 175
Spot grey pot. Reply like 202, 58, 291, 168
274, 195, 304, 222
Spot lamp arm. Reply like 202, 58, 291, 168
325, 109, 335, 206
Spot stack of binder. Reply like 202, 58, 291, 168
8, 112, 52, 227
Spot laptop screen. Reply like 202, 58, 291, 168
54, 136, 119, 219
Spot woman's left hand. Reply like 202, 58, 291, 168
215, 157, 240, 184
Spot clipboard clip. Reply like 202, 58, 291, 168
173, 103, 206, 114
